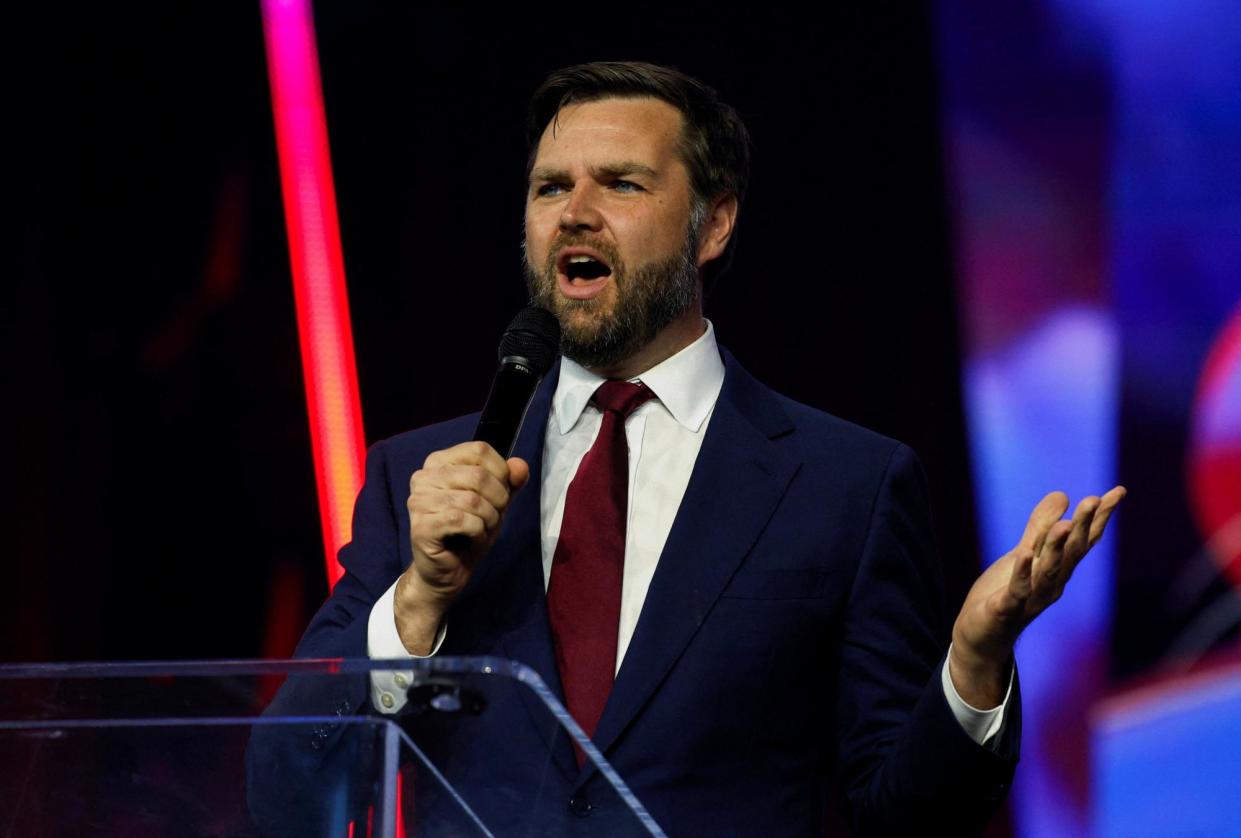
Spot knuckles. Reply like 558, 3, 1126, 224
404, 447, 511, 554
408, 463, 492, 492
463, 440, 493, 460
458, 464, 488, 487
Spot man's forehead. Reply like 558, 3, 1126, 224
534, 96, 685, 159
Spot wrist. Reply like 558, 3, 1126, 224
393, 572, 448, 656
948, 639, 1010, 710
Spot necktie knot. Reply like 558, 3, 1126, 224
592, 380, 655, 419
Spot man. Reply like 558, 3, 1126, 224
253, 62, 1124, 836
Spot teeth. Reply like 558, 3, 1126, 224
568, 255, 597, 264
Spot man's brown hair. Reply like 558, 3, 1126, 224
527, 61, 752, 284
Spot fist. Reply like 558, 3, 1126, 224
394, 441, 530, 654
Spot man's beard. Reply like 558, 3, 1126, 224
523, 226, 701, 371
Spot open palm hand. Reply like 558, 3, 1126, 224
949, 486, 1126, 707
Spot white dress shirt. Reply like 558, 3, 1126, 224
367, 321, 1009, 746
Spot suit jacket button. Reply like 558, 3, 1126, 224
568, 795, 593, 817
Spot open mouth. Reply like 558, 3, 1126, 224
557, 249, 613, 286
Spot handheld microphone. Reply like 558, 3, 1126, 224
473, 306, 561, 457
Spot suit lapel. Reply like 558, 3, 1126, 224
474, 361, 579, 779
582, 352, 800, 777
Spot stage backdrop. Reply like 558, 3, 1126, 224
937, 1, 1241, 835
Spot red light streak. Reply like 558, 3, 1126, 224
261, 0, 365, 588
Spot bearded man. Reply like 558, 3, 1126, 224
252, 61, 1124, 836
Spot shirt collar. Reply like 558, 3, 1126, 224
553, 319, 725, 435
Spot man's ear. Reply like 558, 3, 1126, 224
696, 194, 739, 268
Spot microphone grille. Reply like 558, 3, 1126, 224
498, 306, 561, 374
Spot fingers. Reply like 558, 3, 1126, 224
1088, 485, 1127, 547
1062, 495, 1100, 568
443, 489, 502, 530
1018, 491, 1070, 555
508, 457, 531, 493
424, 441, 513, 486
1006, 547, 1034, 605
416, 506, 491, 541
408, 494, 496, 553
1031, 519, 1073, 596
970, 485, 1128, 656
416, 443, 520, 511
1014, 485, 1127, 556
408, 443, 524, 557
418, 465, 511, 511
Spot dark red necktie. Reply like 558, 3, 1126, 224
547, 380, 655, 742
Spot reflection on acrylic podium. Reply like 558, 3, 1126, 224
0, 657, 665, 837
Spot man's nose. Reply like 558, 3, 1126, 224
559, 184, 603, 233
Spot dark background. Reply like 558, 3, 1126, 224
6, 2, 981, 663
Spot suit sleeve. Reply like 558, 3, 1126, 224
298, 436, 407, 662
834, 443, 1019, 836
245, 437, 409, 836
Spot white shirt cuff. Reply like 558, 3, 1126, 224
942, 642, 1013, 750
366, 578, 446, 714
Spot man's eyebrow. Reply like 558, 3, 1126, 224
528, 162, 660, 184
594, 162, 659, 180
529, 166, 568, 184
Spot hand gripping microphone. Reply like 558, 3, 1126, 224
473, 306, 561, 457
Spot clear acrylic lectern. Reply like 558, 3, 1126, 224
0, 657, 665, 837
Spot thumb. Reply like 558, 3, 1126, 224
507, 457, 531, 492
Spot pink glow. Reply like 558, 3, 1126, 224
1189, 306, 1241, 587
262, 0, 365, 589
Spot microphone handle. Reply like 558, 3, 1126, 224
473, 357, 541, 458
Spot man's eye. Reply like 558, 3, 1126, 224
613, 180, 643, 193
536, 183, 567, 197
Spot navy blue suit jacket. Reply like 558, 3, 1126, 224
249, 349, 1018, 836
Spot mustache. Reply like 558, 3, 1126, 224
546, 235, 623, 274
